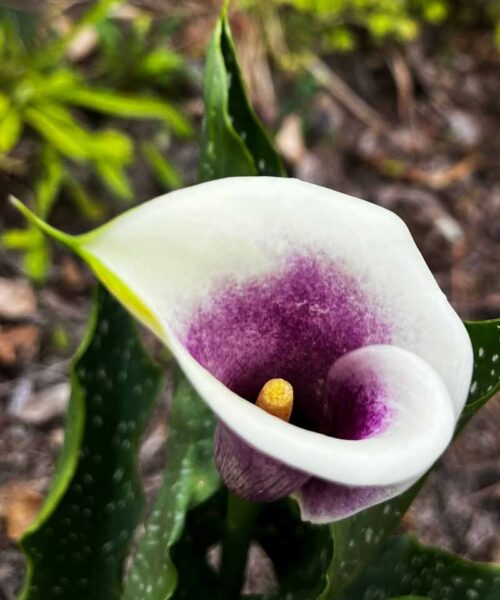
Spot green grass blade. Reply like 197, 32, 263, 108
54, 87, 192, 137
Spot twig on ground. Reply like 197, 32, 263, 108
308, 58, 392, 134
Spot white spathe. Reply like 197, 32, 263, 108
76, 177, 472, 488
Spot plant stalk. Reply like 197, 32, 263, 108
218, 492, 260, 599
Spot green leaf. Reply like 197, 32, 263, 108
25, 106, 90, 161
339, 535, 500, 600
387, 597, 429, 600
2, 227, 39, 249
123, 367, 219, 600
170, 491, 226, 600
31, 70, 81, 99
87, 129, 134, 165
199, 9, 285, 181
142, 142, 183, 190
64, 178, 106, 222
319, 498, 409, 600
2, 225, 50, 281
18, 286, 164, 600
95, 160, 133, 201
0, 105, 22, 152
123, 10, 285, 596
140, 48, 184, 77
256, 499, 332, 600
34, 145, 64, 218
0, 93, 10, 117
219, 14, 285, 177
53, 87, 192, 137
460, 319, 500, 428
23, 238, 50, 282
321, 318, 500, 599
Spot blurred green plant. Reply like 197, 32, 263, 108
94, 9, 184, 92
241, 0, 449, 63
0, 2, 190, 281
242, 0, 500, 63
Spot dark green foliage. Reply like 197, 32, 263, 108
19, 286, 164, 600
256, 499, 332, 599
199, 8, 285, 181
122, 369, 219, 600
322, 494, 413, 599
95, 12, 185, 92
340, 535, 500, 600
460, 319, 500, 428
0, 1, 189, 280
171, 491, 227, 600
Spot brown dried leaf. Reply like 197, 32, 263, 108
0, 482, 43, 541
0, 277, 37, 321
58, 256, 88, 293
0, 325, 40, 366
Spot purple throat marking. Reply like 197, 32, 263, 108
184, 255, 391, 439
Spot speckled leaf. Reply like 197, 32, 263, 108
199, 8, 285, 181
387, 597, 429, 600
255, 499, 332, 600
122, 367, 219, 600
170, 490, 227, 600
18, 286, 163, 600
169, 494, 332, 600
339, 535, 500, 600
319, 496, 414, 600
459, 319, 500, 428
321, 317, 500, 599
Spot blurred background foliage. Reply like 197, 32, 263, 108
242, 0, 500, 65
0, 0, 190, 281
1, 0, 500, 283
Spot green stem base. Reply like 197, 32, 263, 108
218, 493, 260, 599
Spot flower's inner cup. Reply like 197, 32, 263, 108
324, 365, 390, 440
184, 256, 392, 440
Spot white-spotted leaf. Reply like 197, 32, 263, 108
18, 286, 163, 600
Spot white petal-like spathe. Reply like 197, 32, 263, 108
75, 177, 472, 487
210, 344, 455, 494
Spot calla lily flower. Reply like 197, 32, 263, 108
14, 177, 473, 523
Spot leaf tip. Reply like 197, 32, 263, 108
221, 0, 232, 19
9, 195, 77, 251
9, 194, 31, 218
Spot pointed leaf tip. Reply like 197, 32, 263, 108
9, 196, 78, 250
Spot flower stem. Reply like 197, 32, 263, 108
218, 492, 260, 599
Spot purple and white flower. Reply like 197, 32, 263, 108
70, 177, 473, 522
